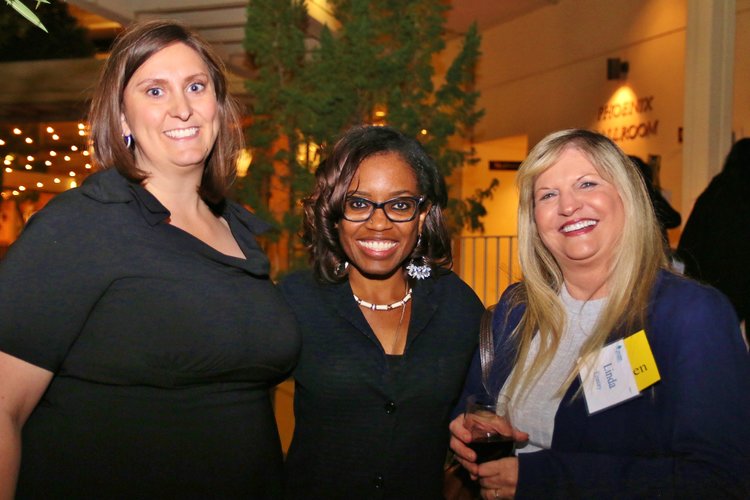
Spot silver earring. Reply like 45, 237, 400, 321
406, 260, 431, 280
406, 233, 430, 279
123, 134, 133, 148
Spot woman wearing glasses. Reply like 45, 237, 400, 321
280, 125, 484, 498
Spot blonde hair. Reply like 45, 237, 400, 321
504, 129, 668, 401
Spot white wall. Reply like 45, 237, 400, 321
470, 0, 686, 142
443, 0, 706, 249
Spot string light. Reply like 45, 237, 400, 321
2, 120, 94, 198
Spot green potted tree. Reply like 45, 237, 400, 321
241, 0, 494, 275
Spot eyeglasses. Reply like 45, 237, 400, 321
342, 195, 425, 223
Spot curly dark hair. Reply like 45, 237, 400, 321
303, 125, 452, 283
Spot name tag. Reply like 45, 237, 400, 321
623, 329, 661, 391
579, 330, 660, 414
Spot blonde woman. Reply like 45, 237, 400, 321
449, 129, 750, 499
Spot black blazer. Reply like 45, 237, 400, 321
280, 270, 484, 499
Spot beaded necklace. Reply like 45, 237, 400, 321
353, 285, 412, 354
352, 287, 412, 311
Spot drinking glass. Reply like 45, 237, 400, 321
463, 393, 515, 463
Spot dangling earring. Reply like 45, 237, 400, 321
406, 233, 431, 279
406, 260, 431, 280
336, 260, 349, 276
123, 134, 134, 149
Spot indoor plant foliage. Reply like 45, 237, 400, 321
242, 0, 489, 273
4, 0, 49, 33
1, 0, 94, 61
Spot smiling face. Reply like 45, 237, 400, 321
338, 152, 427, 280
120, 42, 219, 175
533, 146, 625, 281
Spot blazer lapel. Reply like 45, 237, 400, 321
327, 280, 382, 347
404, 277, 439, 351
325, 276, 441, 353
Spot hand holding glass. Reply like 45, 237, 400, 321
463, 393, 515, 463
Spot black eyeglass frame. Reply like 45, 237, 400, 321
341, 195, 426, 223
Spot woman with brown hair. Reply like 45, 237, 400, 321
0, 20, 299, 498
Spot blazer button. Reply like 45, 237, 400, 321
373, 474, 384, 489
384, 401, 396, 414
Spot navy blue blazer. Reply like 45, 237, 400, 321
457, 271, 750, 498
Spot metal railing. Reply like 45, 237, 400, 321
455, 235, 520, 307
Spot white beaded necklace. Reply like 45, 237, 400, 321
352, 288, 413, 311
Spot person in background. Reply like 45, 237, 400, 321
677, 138, 750, 333
450, 129, 750, 499
280, 125, 484, 499
628, 155, 680, 246
0, 20, 299, 498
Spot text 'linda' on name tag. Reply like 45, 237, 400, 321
579, 330, 661, 414
579, 339, 640, 414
